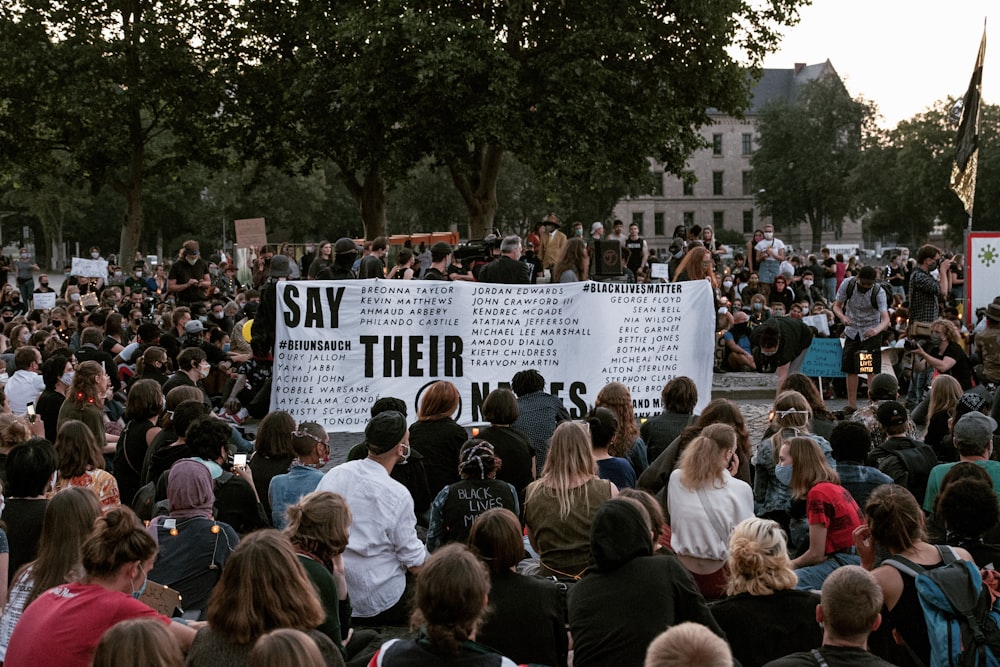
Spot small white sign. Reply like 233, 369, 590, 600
33, 292, 56, 310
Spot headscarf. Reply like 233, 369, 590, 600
166, 458, 215, 519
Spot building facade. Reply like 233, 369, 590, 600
613, 60, 862, 258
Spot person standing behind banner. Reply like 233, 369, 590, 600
754, 224, 786, 295
833, 266, 890, 412
167, 240, 211, 307
478, 236, 530, 285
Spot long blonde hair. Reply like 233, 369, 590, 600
768, 390, 813, 461
678, 424, 735, 490
526, 421, 597, 520
787, 437, 839, 499
927, 374, 962, 419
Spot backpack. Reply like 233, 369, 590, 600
885, 545, 1000, 667
871, 439, 938, 505
844, 276, 890, 310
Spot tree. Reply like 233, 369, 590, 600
0, 0, 238, 263
752, 75, 875, 250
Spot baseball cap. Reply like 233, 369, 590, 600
430, 242, 453, 262
334, 238, 358, 256
953, 411, 998, 449
184, 320, 205, 334
591, 222, 604, 234
868, 374, 899, 401
365, 411, 407, 454
876, 400, 907, 427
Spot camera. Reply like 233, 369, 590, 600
903, 338, 932, 352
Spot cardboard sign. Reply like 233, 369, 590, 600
650, 263, 670, 280
71, 257, 108, 279
272, 280, 716, 431
234, 218, 267, 249
139, 581, 184, 616
32, 292, 55, 310
800, 337, 846, 378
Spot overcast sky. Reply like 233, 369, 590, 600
761, 1, 993, 128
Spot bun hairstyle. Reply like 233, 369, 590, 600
586, 406, 619, 450
726, 517, 797, 596
81, 507, 157, 579
283, 491, 351, 563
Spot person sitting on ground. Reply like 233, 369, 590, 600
828, 421, 892, 509
268, 423, 328, 529
588, 406, 636, 489
408, 380, 469, 499
765, 373, 837, 441
640, 376, 697, 465
426, 440, 518, 552
567, 498, 724, 667
2, 438, 58, 579
510, 369, 570, 476
524, 421, 616, 581
475, 388, 535, 512
52, 419, 121, 511
924, 379, 971, 463
367, 543, 520, 666
644, 622, 734, 667
468, 508, 568, 667
709, 517, 822, 666
91, 618, 185, 667
849, 372, 917, 450
865, 401, 937, 504
147, 459, 239, 616
923, 411, 1000, 513
595, 382, 648, 476
144, 397, 207, 490
248, 410, 296, 523
764, 565, 896, 666
668, 425, 753, 599
934, 473, 1000, 569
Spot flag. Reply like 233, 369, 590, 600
950, 26, 986, 216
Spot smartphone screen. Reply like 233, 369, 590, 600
233, 453, 248, 468
26, 402, 36, 424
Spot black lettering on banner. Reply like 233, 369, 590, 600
359, 335, 465, 378
470, 382, 513, 420
282, 285, 301, 327
569, 381, 588, 418
282, 285, 345, 329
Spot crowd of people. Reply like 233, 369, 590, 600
0, 224, 993, 666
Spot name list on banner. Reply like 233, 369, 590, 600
272, 279, 715, 432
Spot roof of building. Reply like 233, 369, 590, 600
709, 60, 839, 116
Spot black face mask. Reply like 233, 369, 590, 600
39, 282, 48, 288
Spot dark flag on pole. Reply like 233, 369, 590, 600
950, 26, 986, 216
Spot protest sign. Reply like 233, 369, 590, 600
32, 292, 55, 310
71, 257, 108, 279
967, 232, 1000, 326
234, 218, 267, 248
272, 280, 715, 431
650, 263, 670, 281
800, 337, 846, 378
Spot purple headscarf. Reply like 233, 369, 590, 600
166, 458, 215, 519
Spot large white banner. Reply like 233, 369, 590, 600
967, 233, 1000, 323
272, 279, 715, 431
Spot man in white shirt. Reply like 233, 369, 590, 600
5, 346, 45, 416
316, 410, 427, 626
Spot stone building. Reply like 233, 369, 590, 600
613, 60, 862, 258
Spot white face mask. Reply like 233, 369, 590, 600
803, 280, 813, 288
61, 371, 74, 386
723, 280, 733, 289
199, 364, 210, 379
764, 231, 774, 240
91, 252, 100, 259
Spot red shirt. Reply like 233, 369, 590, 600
6, 582, 170, 667
805, 482, 863, 555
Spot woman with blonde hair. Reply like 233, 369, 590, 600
923, 374, 964, 461
667, 425, 753, 598
524, 421, 616, 580
553, 237, 589, 283
595, 382, 647, 475
409, 380, 468, 497
752, 390, 833, 542
186, 530, 344, 666
911, 317, 974, 395
52, 419, 120, 511
780, 437, 863, 590
57, 360, 113, 455
710, 517, 823, 665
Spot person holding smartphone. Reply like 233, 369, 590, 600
666, 423, 753, 600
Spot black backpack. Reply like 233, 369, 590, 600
844, 276, 890, 310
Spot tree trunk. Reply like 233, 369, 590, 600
449, 143, 503, 239
340, 168, 386, 240
808, 212, 823, 252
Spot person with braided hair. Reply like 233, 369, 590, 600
426, 439, 519, 552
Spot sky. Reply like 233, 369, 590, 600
761, 0, 993, 128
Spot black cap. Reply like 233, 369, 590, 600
365, 411, 407, 454
876, 400, 908, 427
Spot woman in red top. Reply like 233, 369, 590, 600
779, 436, 863, 591
5, 507, 195, 667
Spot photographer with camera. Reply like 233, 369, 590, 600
908, 318, 974, 424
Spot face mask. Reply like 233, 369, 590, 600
400, 444, 411, 464
199, 364, 210, 379
213, 311, 224, 319
764, 232, 774, 240
186, 256, 199, 266
70, 293, 80, 302
575, 229, 583, 237
0, 373, 8, 384
19, 254, 27, 260
930, 334, 943, 347
91, 252, 100, 259
135, 271, 142, 278
306, 246, 314, 253
222, 343, 230, 353
40, 281, 48, 288
131, 566, 148, 600
761, 347, 777, 356
753, 303, 763, 311
803, 280, 813, 288
723, 280, 733, 289
51, 320, 61, 327
61, 371, 74, 386
20, 332, 30, 343
775, 464, 793, 486
209, 267, 219, 276
113, 271, 122, 278
0, 493, 4, 516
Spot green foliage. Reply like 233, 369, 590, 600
752, 76, 875, 250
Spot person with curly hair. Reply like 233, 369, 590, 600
595, 382, 648, 476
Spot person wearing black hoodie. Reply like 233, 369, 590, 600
567, 498, 724, 667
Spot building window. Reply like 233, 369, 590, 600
654, 212, 664, 237
742, 133, 753, 155
712, 171, 724, 196
742, 171, 753, 196
743, 210, 754, 234
682, 173, 694, 197
683, 211, 694, 228
712, 134, 723, 156
632, 212, 644, 234
713, 211, 725, 230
